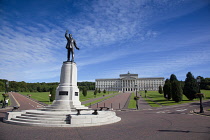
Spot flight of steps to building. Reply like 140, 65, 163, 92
4, 109, 121, 127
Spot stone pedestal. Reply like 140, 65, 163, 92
50, 61, 87, 111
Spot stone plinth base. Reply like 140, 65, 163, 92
4, 109, 121, 127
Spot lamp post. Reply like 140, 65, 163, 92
110, 85, 112, 94
135, 85, 139, 110
135, 85, 137, 97
196, 76, 204, 113
49, 94, 51, 104
2, 81, 9, 108
5, 81, 9, 93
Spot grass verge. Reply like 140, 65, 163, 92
141, 90, 210, 107
128, 93, 136, 109
19, 92, 51, 104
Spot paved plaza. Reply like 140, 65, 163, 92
0, 92, 210, 140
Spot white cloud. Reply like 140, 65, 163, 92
0, 0, 209, 82
0, 20, 64, 81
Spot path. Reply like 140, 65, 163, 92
138, 95, 152, 110
90, 92, 131, 110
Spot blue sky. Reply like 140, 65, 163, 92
0, 0, 210, 83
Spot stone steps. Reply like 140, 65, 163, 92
7, 116, 121, 127
4, 110, 121, 127
4, 120, 71, 127
4, 117, 121, 127
37, 104, 88, 112
25, 111, 72, 116
16, 116, 68, 121
21, 113, 68, 118
11, 118, 70, 124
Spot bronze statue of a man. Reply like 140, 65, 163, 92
65, 30, 79, 62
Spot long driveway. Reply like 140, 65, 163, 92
90, 92, 131, 110
9, 92, 44, 110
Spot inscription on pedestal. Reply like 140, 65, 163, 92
75, 92, 78, 96
59, 91, 68, 95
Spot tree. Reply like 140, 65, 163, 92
158, 85, 163, 94
163, 79, 171, 100
103, 89, 106, 93
0, 80, 6, 92
98, 88, 101, 93
171, 81, 182, 102
94, 90, 97, 97
169, 74, 183, 102
183, 72, 199, 100
200, 77, 210, 90
78, 82, 95, 90
206, 85, 210, 90
82, 88, 87, 97
170, 74, 178, 83
49, 87, 56, 102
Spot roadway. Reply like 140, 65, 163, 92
0, 92, 210, 140
9, 92, 44, 110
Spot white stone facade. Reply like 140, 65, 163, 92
95, 72, 164, 92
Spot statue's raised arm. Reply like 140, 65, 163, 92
65, 30, 68, 39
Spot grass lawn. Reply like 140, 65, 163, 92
18, 91, 118, 105
202, 90, 210, 99
20, 92, 51, 104
128, 92, 136, 109
141, 90, 210, 107
128, 92, 162, 108
0, 92, 5, 101
144, 98, 162, 107
0, 92, 11, 106
80, 91, 117, 101
83, 92, 120, 106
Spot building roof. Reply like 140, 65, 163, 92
96, 72, 164, 81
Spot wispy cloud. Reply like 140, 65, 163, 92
0, 0, 209, 82
0, 20, 63, 81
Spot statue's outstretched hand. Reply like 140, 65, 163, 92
77, 48, 80, 50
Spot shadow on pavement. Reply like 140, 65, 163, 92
158, 130, 209, 134
190, 102, 200, 105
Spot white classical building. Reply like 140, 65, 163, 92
95, 72, 164, 92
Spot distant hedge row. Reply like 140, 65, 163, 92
0, 79, 95, 92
